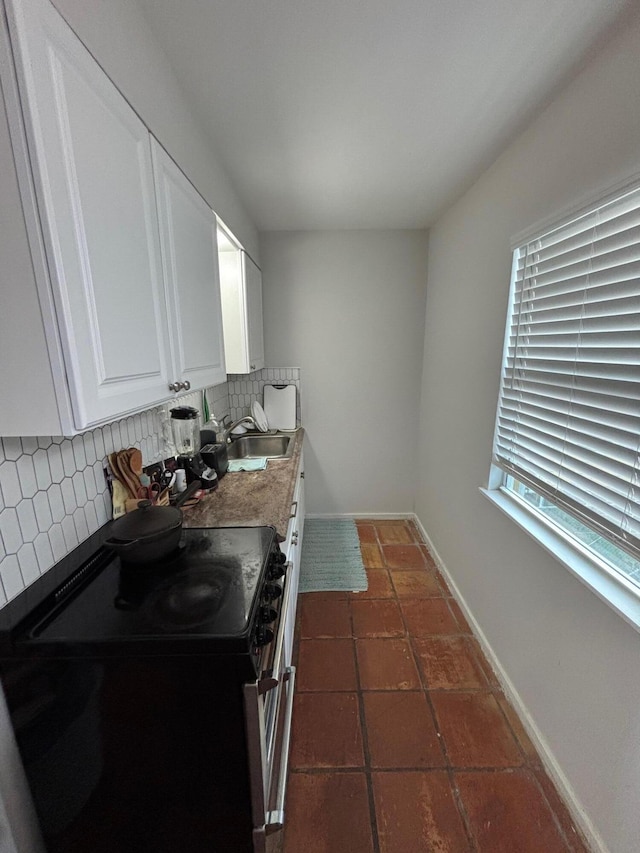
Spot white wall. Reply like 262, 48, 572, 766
260, 230, 428, 515
415, 8, 640, 853
50, 0, 258, 259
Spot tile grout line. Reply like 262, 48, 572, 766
392, 550, 479, 852
349, 577, 382, 853
355, 522, 396, 853
357, 517, 450, 853
408, 531, 580, 852
393, 521, 481, 851
528, 767, 585, 852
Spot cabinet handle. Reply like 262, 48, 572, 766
300, 472, 305, 479
168, 382, 181, 392
292, 532, 298, 545
250, 364, 256, 371
182, 380, 191, 390
289, 501, 298, 519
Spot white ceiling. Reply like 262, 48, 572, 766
136, 0, 632, 231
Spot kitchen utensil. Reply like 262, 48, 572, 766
263, 384, 296, 430
137, 482, 161, 503
104, 499, 183, 564
124, 497, 144, 513
173, 480, 201, 507
170, 406, 200, 457
129, 447, 143, 478
108, 450, 123, 483
160, 470, 176, 490
115, 449, 141, 499
170, 407, 218, 489
156, 487, 171, 506
109, 452, 137, 500
130, 488, 169, 511
251, 400, 269, 432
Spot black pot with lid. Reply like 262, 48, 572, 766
104, 500, 183, 565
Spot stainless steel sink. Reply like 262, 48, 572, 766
226, 433, 293, 460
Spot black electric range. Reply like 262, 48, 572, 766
0, 524, 288, 853
14, 525, 283, 659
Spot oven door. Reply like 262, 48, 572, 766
243, 564, 297, 853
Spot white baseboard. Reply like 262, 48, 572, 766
411, 513, 607, 853
305, 512, 413, 520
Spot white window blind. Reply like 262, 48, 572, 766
493, 184, 640, 560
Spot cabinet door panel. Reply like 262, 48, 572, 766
220, 247, 264, 374
219, 249, 245, 373
152, 141, 226, 390
7, 0, 172, 429
284, 465, 305, 667
297, 466, 306, 549
244, 253, 265, 371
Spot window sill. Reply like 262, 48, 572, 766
480, 486, 640, 634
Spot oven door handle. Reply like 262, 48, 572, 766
258, 563, 293, 694
265, 664, 296, 834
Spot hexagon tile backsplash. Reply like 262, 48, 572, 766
0, 409, 167, 607
227, 367, 301, 424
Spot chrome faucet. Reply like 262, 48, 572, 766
221, 415, 258, 444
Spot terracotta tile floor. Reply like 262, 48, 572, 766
282, 519, 590, 853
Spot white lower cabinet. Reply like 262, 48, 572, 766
283, 453, 305, 667
0, 0, 225, 436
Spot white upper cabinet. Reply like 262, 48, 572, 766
5, 0, 173, 431
244, 253, 265, 373
151, 141, 226, 392
0, 0, 227, 435
219, 231, 265, 374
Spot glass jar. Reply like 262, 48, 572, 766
170, 406, 200, 457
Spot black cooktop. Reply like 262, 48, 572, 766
10, 527, 277, 656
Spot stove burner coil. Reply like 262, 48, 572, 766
142, 569, 228, 630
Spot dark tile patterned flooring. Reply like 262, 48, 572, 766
281, 519, 590, 853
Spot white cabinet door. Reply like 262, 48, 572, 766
243, 253, 265, 372
151, 141, 226, 391
284, 458, 305, 667
296, 467, 306, 556
6, 0, 173, 430
220, 245, 265, 374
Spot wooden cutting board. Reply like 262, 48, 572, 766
263, 384, 297, 430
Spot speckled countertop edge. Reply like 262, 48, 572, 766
181, 429, 305, 540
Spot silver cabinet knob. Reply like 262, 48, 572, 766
168, 381, 181, 392
183, 380, 191, 390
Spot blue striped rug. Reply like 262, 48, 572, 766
299, 518, 368, 593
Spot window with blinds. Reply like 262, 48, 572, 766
492, 183, 640, 565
